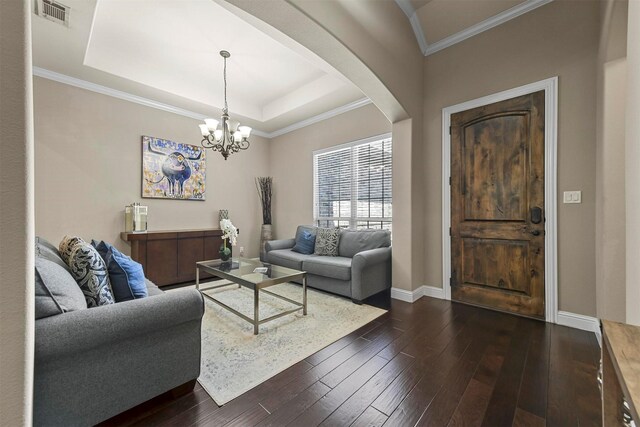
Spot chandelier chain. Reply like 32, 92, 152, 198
199, 49, 251, 160
223, 55, 228, 113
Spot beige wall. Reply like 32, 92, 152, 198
223, 0, 426, 291
34, 77, 270, 258
0, 1, 35, 424
423, 0, 600, 316
268, 103, 391, 239
625, 0, 640, 326
596, 0, 628, 322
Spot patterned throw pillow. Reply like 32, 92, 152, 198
314, 228, 341, 256
59, 235, 86, 265
66, 242, 115, 307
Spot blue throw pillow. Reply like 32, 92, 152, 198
292, 230, 316, 255
94, 241, 147, 302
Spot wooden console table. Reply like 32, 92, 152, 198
602, 320, 640, 426
121, 228, 227, 287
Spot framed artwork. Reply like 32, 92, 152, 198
142, 135, 206, 200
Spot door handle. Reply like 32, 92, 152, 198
531, 230, 541, 236
531, 207, 543, 224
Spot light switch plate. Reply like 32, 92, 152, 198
563, 191, 582, 204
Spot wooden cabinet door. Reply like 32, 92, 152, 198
145, 235, 178, 286
450, 91, 545, 319
177, 237, 204, 282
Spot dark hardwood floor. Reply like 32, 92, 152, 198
100, 295, 602, 427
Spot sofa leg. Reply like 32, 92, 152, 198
169, 379, 197, 399
352, 298, 363, 305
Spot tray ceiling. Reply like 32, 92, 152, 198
31, 0, 365, 134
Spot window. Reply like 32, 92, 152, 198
314, 134, 392, 231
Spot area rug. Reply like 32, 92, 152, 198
189, 282, 385, 405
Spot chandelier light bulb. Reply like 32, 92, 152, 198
204, 118, 219, 131
199, 124, 210, 137
214, 129, 223, 141
238, 126, 252, 138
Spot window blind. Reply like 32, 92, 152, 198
314, 135, 392, 230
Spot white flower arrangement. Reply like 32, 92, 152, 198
220, 218, 238, 246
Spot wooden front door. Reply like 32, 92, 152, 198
450, 91, 545, 319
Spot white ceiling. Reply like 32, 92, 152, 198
32, 0, 554, 134
31, 0, 365, 134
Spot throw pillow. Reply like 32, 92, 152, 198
292, 230, 317, 255
314, 227, 341, 256
94, 241, 148, 302
59, 235, 86, 265
66, 242, 115, 307
35, 257, 87, 319
36, 237, 71, 272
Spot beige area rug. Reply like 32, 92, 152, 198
189, 282, 385, 405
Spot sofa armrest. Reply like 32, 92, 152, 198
266, 238, 296, 253
352, 247, 392, 269
35, 289, 204, 362
351, 247, 392, 301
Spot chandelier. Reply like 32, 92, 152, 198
199, 50, 251, 160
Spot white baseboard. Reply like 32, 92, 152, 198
390, 289, 602, 346
422, 285, 446, 299
390, 285, 446, 303
390, 287, 421, 303
557, 311, 602, 346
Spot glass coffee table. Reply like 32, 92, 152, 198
196, 258, 307, 334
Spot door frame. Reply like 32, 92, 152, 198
441, 77, 558, 323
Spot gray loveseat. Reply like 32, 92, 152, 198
33, 237, 204, 426
265, 226, 392, 303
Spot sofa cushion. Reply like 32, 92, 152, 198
145, 278, 164, 297
338, 229, 391, 258
67, 242, 116, 307
303, 256, 352, 281
35, 257, 87, 319
94, 241, 148, 302
268, 249, 314, 270
314, 227, 341, 256
36, 237, 70, 272
292, 229, 316, 255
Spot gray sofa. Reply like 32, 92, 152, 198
33, 237, 204, 426
266, 226, 392, 303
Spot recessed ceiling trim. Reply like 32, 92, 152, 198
394, 0, 428, 54
266, 98, 373, 139
423, 0, 554, 56
32, 66, 372, 139
396, 0, 554, 57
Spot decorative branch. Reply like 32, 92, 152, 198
255, 177, 272, 225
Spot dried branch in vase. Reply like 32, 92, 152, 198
256, 177, 272, 225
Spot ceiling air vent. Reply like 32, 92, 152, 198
34, 0, 70, 27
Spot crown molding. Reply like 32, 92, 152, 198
394, 0, 428, 55
395, 0, 553, 57
34, 66, 264, 138
424, 0, 553, 56
266, 98, 372, 138
33, 66, 372, 139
